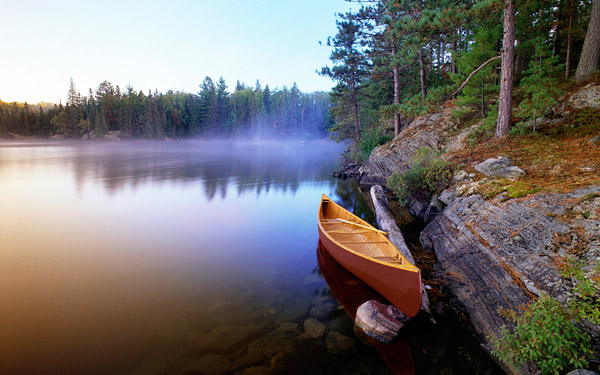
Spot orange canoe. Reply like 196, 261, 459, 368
317, 194, 422, 317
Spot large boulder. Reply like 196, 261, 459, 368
355, 300, 408, 343
359, 108, 455, 186
474, 156, 526, 178
567, 83, 600, 109
420, 185, 600, 370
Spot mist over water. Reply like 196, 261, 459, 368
0, 139, 377, 375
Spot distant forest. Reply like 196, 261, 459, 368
0, 78, 332, 139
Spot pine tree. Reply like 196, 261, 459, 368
575, 0, 600, 81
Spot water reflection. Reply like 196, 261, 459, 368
0, 139, 393, 375
317, 242, 415, 375
0, 140, 343, 199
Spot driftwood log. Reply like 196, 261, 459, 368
370, 185, 434, 319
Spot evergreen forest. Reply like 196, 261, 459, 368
0, 78, 331, 139
320, 0, 600, 160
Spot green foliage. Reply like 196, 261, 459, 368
358, 126, 394, 161
493, 257, 600, 374
467, 106, 498, 147
570, 109, 600, 134
492, 294, 592, 374
517, 39, 563, 132
386, 147, 455, 203
452, 26, 501, 119
559, 256, 600, 325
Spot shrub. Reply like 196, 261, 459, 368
492, 258, 599, 374
386, 147, 455, 204
358, 126, 393, 161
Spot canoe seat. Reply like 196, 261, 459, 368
373, 256, 402, 263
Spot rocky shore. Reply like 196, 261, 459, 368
355, 83, 600, 374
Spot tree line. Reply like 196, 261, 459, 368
321, 0, 600, 157
0, 77, 332, 139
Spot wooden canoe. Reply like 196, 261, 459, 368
317, 194, 422, 317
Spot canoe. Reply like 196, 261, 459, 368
317, 194, 422, 317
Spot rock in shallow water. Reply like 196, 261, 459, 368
355, 300, 409, 343
184, 353, 231, 375
300, 318, 327, 339
326, 331, 357, 354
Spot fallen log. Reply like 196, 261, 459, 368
370, 185, 434, 320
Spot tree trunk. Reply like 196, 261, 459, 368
496, 0, 516, 138
565, 0, 574, 78
418, 48, 427, 104
392, 46, 401, 137
575, 0, 600, 82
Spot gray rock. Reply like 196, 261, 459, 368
359, 108, 454, 186
355, 300, 409, 343
232, 352, 265, 370
566, 371, 599, 375
438, 187, 457, 205
189, 325, 263, 352
81, 133, 90, 141
419, 186, 600, 362
589, 136, 600, 145
104, 131, 121, 141
301, 318, 327, 339
247, 323, 300, 357
567, 84, 600, 109
49, 134, 65, 140
446, 124, 478, 153
326, 331, 357, 354
184, 353, 232, 375
454, 170, 469, 182
474, 156, 526, 178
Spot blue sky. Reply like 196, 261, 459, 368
0, 0, 356, 104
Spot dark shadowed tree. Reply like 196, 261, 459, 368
575, 0, 600, 81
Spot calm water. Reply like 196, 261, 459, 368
0, 140, 502, 375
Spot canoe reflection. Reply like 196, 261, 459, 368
317, 241, 415, 375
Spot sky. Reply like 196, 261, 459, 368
0, 0, 357, 104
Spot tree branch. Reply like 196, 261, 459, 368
443, 55, 501, 102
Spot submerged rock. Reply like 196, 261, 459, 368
326, 331, 357, 354
355, 300, 408, 343
184, 353, 231, 375
232, 352, 265, 370
247, 323, 300, 357
189, 324, 263, 352
299, 318, 327, 339
474, 156, 526, 178
242, 365, 274, 375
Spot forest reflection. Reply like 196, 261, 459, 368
65, 140, 343, 199
0, 140, 352, 200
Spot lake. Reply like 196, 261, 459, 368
0, 140, 502, 375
